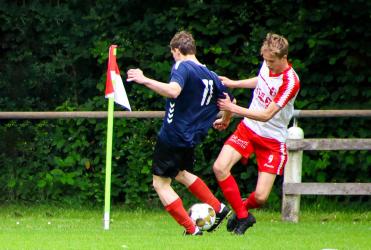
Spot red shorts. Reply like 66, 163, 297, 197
225, 122, 287, 175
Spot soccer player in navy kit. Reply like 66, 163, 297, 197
127, 31, 233, 235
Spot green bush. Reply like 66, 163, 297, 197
0, 0, 369, 206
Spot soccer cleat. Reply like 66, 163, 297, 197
233, 212, 256, 235
207, 203, 232, 232
183, 227, 203, 236
226, 213, 237, 232
227, 198, 248, 232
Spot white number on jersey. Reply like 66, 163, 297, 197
201, 79, 214, 106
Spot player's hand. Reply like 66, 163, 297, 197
126, 68, 148, 84
219, 76, 238, 88
213, 118, 230, 131
217, 92, 234, 112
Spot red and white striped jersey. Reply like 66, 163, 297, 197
243, 61, 300, 142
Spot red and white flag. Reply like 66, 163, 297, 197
105, 45, 131, 111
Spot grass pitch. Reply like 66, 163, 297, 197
0, 204, 370, 250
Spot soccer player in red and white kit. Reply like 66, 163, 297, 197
212, 33, 300, 235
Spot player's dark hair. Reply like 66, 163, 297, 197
169, 31, 196, 55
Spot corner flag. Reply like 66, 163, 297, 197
103, 45, 131, 230
105, 45, 131, 111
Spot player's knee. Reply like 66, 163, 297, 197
254, 193, 268, 205
213, 161, 228, 180
152, 175, 172, 192
174, 171, 185, 182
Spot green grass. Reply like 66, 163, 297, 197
0, 204, 370, 250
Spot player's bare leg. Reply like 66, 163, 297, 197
213, 145, 241, 181
213, 145, 255, 234
254, 172, 276, 205
213, 146, 245, 217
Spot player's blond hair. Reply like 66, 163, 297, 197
169, 31, 196, 55
260, 33, 289, 58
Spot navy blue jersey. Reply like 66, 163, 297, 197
158, 60, 233, 147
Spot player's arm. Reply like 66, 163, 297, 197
127, 68, 181, 98
219, 76, 258, 89
218, 93, 280, 122
213, 98, 236, 131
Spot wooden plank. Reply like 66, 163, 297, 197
1, 110, 371, 119
293, 110, 371, 118
283, 183, 371, 195
0, 111, 165, 119
287, 139, 371, 150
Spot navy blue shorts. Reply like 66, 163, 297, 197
152, 138, 195, 178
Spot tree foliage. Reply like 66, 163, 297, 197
0, 0, 370, 206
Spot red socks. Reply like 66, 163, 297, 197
243, 191, 260, 209
188, 177, 221, 212
165, 198, 195, 234
218, 175, 248, 219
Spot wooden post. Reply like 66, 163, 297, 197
282, 120, 304, 222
